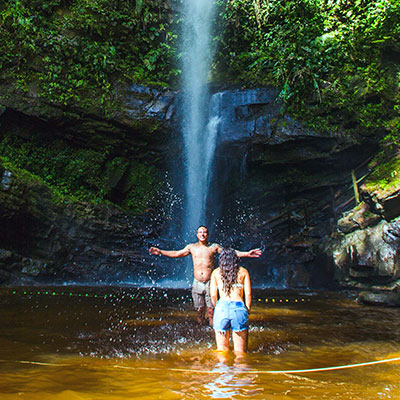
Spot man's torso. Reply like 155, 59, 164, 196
189, 242, 220, 282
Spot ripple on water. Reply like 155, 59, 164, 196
1, 287, 400, 399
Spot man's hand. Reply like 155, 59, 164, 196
236, 248, 263, 258
248, 248, 262, 258
149, 247, 161, 256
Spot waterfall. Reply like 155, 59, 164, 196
181, 0, 217, 241
204, 93, 222, 191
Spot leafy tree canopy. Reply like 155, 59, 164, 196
213, 0, 400, 133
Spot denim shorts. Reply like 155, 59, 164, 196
213, 300, 248, 332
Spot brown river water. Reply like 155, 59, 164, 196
0, 286, 399, 399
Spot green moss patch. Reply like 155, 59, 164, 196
364, 156, 400, 197
0, 133, 160, 214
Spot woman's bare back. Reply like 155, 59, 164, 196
213, 267, 248, 302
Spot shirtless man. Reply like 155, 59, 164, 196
149, 226, 262, 325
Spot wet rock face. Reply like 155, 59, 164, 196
0, 83, 387, 289
207, 87, 358, 167
0, 82, 176, 155
203, 88, 381, 289
0, 82, 177, 285
114, 84, 177, 128
210, 88, 280, 146
0, 168, 163, 285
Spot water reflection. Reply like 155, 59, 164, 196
204, 352, 261, 399
1, 287, 400, 399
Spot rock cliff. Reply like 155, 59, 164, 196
0, 83, 393, 293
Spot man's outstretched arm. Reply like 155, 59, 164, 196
235, 248, 262, 258
149, 245, 191, 258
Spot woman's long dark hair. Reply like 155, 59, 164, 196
219, 247, 239, 295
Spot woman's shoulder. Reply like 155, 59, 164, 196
211, 267, 221, 276
238, 266, 249, 277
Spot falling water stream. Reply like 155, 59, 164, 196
181, 0, 217, 240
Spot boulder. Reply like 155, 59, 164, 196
337, 202, 381, 233
357, 291, 400, 307
326, 217, 400, 286
382, 189, 400, 221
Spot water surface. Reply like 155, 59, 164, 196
0, 287, 399, 399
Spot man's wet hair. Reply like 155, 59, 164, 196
197, 225, 208, 232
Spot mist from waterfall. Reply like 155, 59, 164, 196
181, 0, 218, 241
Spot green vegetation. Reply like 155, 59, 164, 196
364, 154, 400, 196
2, 0, 398, 128
1, 0, 398, 126
0, 0, 168, 213
0, 155, 52, 219
213, 0, 400, 133
0, 0, 179, 110
0, 133, 159, 213
363, 126, 400, 196
212, 0, 400, 201
0, 155, 45, 188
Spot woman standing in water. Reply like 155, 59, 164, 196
210, 247, 252, 354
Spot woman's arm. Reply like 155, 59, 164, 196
210, 269, 219, 307
243, 268, 252, 312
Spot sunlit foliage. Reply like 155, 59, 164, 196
0, 0, 179, 109
213, 0, 400, 132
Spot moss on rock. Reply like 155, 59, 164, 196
0, 133, 160, 215
364, 156, 400, 197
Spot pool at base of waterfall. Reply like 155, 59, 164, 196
0, 286, 399, 399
